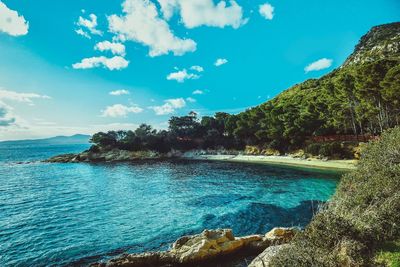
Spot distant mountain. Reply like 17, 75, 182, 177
0, 134, 91, 145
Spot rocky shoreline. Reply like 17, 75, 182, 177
91, 227, 298, 267
44, 149, 168, 163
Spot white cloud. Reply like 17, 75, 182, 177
304, 58, 333, 72
158, 0, 246, 29
214, 58, 228, 66
186, 97, 196, 103
108, 0, 196, 57
167, 69, 200, 83
75, 28, 91, 39
95, 41, 126, 56
76, 13, 103, 38
109, 89, 130, 96
101, 104, 143, 117
0, 104, 15, 127
0, 89, 51, 128
259, 3, 274, 20
72, 56, 129, 70
192, 89, 204, 95
0, 2, 29, 36
150, 98, 186, 115
190, 65, 204, 72
0, 89, 50, 105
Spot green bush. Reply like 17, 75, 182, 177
270, 127, 400, 266
304, 142, 354, 159
304, 143, 321, 155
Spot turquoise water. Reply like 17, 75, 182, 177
0, 142, 340, 266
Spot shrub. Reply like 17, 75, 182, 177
304, 142, 354, 159
88, 145, 100, 153
270, 127, 400, 266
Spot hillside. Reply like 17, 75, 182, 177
232, 22, 400, 152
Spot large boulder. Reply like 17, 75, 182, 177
170, 229, 245, 263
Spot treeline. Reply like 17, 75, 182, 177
90, 59, 400, 153
90, 111, 243, 153
230, 59, 400, 151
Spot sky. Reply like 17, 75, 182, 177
0, 0, 399, 140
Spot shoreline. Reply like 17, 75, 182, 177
45, 149, 357, 171
182, 154, 357, 171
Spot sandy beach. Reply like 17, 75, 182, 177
183, 154, 357, 171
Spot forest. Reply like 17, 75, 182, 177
90, 58, 400, 156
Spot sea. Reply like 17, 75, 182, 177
0, 141, 340, 266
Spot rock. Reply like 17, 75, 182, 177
264, 227, 298, 245
170, 229, 243, 263
45, 153, 78, 163
91, 228, 299, 267
45, 149, 164, 163
91, 252, 175, 267
248, 244, 290, 267
289, 149, 305, 158
261, 149, 281, 156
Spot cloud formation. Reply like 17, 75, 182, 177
0, 105, 15, 127
109, 89, 130, 96
190, 65, 204, 72
186, 97, 196, 103
0, 89, 50, 105
101, 104, 143, 117
167, 69, 200, 83
72, 56, 129, 70
0, 2, 29, 36
158, 0, 246, 29
108, 0, 196, 57
95, 41, 126, 56
76, 13, 103, 38
214, 58, 228, 66
304, 58, 333, 72
259, 3, 274, 20
150, 98, 186, 115
192, 89, 204, 95
0, 89, 51, 128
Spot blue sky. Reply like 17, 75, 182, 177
0, 0, 399, 140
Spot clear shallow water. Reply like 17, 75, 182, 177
0, 143, 340, 267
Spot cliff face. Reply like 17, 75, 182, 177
344, 22, 400, 66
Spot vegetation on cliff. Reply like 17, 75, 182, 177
89, 23, 400, 158
268, 127, 400, 266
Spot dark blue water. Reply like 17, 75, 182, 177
0, 142, 340, 266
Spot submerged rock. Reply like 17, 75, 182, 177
90, 228, 298, 267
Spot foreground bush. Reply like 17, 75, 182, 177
270, 127, 400, 266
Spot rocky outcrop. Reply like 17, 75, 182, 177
248, 244, 290, 267
344, 22, 400, 66
91, 228, 298, 267
45, 149, 163, 163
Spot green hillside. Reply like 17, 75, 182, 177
232, 22, 400, 151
